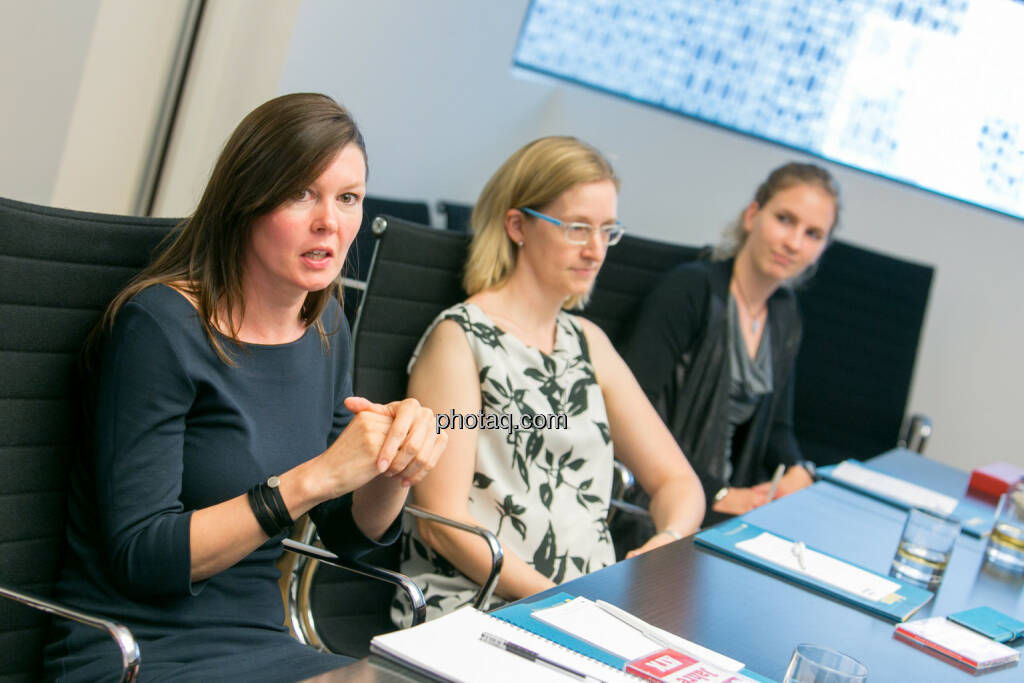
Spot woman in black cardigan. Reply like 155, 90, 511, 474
614, 163, 839, 547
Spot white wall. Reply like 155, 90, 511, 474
279, 0, 1023, 472
152, 0, 302, 217
0, 0, 100, 205
0, 0, 193, 214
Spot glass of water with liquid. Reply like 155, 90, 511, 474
985, 480, 1024, 572
890, 507, 961, 588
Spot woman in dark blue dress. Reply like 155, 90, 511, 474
43, 93, 446, 682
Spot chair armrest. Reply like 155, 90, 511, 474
281, 538, 427, 628
403, 505, 504, 610
609, 498, 651, 518
608, 459, 650, 518
612, 460, 636, 499
0, 583, 140, 683
898, 413, 933, 454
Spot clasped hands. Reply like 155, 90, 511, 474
317, 396, 448, 498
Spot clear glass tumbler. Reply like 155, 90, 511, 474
783, 643, 868, 683
985, 480, 1024, 572
889, 507, 960, 588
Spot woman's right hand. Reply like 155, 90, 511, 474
316, 405, 396, 500
711, 486, 769, 515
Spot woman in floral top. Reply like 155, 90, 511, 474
393, 137, 704, 624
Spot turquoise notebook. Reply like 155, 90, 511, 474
491, 592, 776, 682
818, 459, 994, 537
694, 519, 934, 622
948, 607, 1024, 643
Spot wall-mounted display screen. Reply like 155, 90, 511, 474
514, 0, 1024, 220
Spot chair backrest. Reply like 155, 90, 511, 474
0, 197, 176, 681
793, 240, 934, 465
351, 215, 469, 404
342, 197, 432, 328
437, 200, 473, 233
584, 233, 702, 346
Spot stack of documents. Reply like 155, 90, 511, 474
895, 617, 1020, 670
371, 592, 772, 682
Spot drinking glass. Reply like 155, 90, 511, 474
889, 507, 960, 588
985, 480, 1024, 572
783, 644, 867, 683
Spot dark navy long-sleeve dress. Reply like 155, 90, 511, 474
44, 284, 399, 682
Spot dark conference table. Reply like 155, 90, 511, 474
310, 451, 1024, 682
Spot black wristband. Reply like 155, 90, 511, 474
247, 484, 281, 538
259, 475, 294, 530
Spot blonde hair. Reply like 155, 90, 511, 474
464, 136, 619, 310
713, 161, 840, 262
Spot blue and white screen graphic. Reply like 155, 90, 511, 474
514, 0, 1024, 220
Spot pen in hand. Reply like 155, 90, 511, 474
479, 632, 605, 682
766, 464, 786, 501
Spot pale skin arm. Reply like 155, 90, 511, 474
407, 319, 556, 601
579, 319, 705, 557
190, 396, 445, 582
751, 464, 814, 499
716, 464, 813, 516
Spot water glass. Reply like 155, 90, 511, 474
889, 507, 960, 588
783, 644, 867, 682
985, 480, 1024, 572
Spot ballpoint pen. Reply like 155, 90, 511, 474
766, 464, 786, 501
479, 632, 605, 682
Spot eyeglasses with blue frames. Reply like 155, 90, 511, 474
519, 207, 625, 246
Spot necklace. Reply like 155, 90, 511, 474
732, 275, 767, 334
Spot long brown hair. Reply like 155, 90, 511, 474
99, 93, 367, 362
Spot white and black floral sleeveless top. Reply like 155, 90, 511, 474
391, 302, 615, 625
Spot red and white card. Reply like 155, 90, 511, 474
626, 648, 755, 682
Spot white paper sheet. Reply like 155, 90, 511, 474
370, 606, 635, 683
531, 597, 746, 674
735, 532, 901, 602
831, 461, 958, 515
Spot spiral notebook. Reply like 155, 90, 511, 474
370, 605, 640, 682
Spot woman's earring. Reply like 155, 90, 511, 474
517, 241, 524, 247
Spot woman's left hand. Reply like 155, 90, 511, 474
345, 396, 447, 487
753, 465, 814, 500
625, 529, 680, 559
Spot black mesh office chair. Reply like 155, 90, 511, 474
342, 197, 431, 327
793, 240, 934, 464
288, 215, 502, 658
0, 198, 426, 680
437, 200, 473, 233
584, 233, 702, 347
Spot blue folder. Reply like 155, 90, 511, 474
947, 606, 1024, 643
491, 592, 776, 682
818, 460, 995, 537
694, 519, 934, 622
